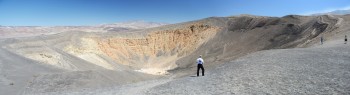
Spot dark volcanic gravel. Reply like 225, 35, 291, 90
146, 44, 350, 95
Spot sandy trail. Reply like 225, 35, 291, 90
42, 75, 175, 95
113, 76, 174, 95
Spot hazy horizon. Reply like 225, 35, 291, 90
0, 0, 350, 26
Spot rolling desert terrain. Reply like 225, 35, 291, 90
1, 14, 350, 95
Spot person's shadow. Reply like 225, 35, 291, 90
190, 75, 197, 77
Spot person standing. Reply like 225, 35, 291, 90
321, 36, 324, 45
196, 55, 205, 76
345, 35, 347, 44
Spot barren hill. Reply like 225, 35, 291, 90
1, 14, 350, 94
145, 40, 350, 95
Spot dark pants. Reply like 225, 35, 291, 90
197, 64, 205, 76
345, 39, 347, 44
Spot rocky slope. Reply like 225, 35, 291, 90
93, 24, 220, 74
146, 40, 350, 95
30, 34, 350, 95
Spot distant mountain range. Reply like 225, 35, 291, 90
312, 9, 350, 15
0, 21, 168, 38
99, 20, 168, 31
100, 20, 168, 29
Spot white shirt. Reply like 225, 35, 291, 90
197, 58, 204, 64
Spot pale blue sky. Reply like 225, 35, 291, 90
0, 0, 349, 26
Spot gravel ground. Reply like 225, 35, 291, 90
145, 43, 350, 95
49, 41, 350, 95
33, 75, 174, 95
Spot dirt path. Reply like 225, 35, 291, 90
114, 77, 174, 95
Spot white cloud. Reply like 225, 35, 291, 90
299, 6, 350, 16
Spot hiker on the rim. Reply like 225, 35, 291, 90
345, 35, 347, 44
321, 36, 324, 45
196, 55, 205, 76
